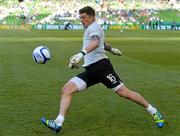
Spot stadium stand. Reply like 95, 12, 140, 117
0, 0, 180, 30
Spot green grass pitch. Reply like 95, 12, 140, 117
0, 29, 180, 136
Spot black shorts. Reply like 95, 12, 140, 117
76, 58, 123, 89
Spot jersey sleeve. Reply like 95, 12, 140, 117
88, 25, 100, 37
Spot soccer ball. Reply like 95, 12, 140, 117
32, 46, 51, 64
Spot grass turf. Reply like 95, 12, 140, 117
0, 30, 180, 136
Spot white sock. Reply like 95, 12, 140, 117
54, 114, 65, 126
146, 104, 157, 115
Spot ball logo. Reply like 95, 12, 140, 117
106, 74, 117, 84
34, 53, 42, 59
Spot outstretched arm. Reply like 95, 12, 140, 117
104, 42, 123, 56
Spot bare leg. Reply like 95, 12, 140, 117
40, 81, 79, 131
59, 81, 79, 116
53, 81, 79, 127
116, 85, 149, 108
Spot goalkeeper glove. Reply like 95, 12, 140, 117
111, 48, 123, 56
68, 50, 87, 69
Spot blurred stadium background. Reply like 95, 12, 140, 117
0, 0, 180, 30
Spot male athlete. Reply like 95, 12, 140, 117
41, 6, 164, 133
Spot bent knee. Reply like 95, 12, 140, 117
61, 87, 70, 96
61, 86, 73, 96
61, 81, 78, 96
116, 86, 130, 98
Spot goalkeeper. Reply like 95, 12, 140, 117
41, 6, 164, 133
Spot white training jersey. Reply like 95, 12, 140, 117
82, 22, 108, 67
